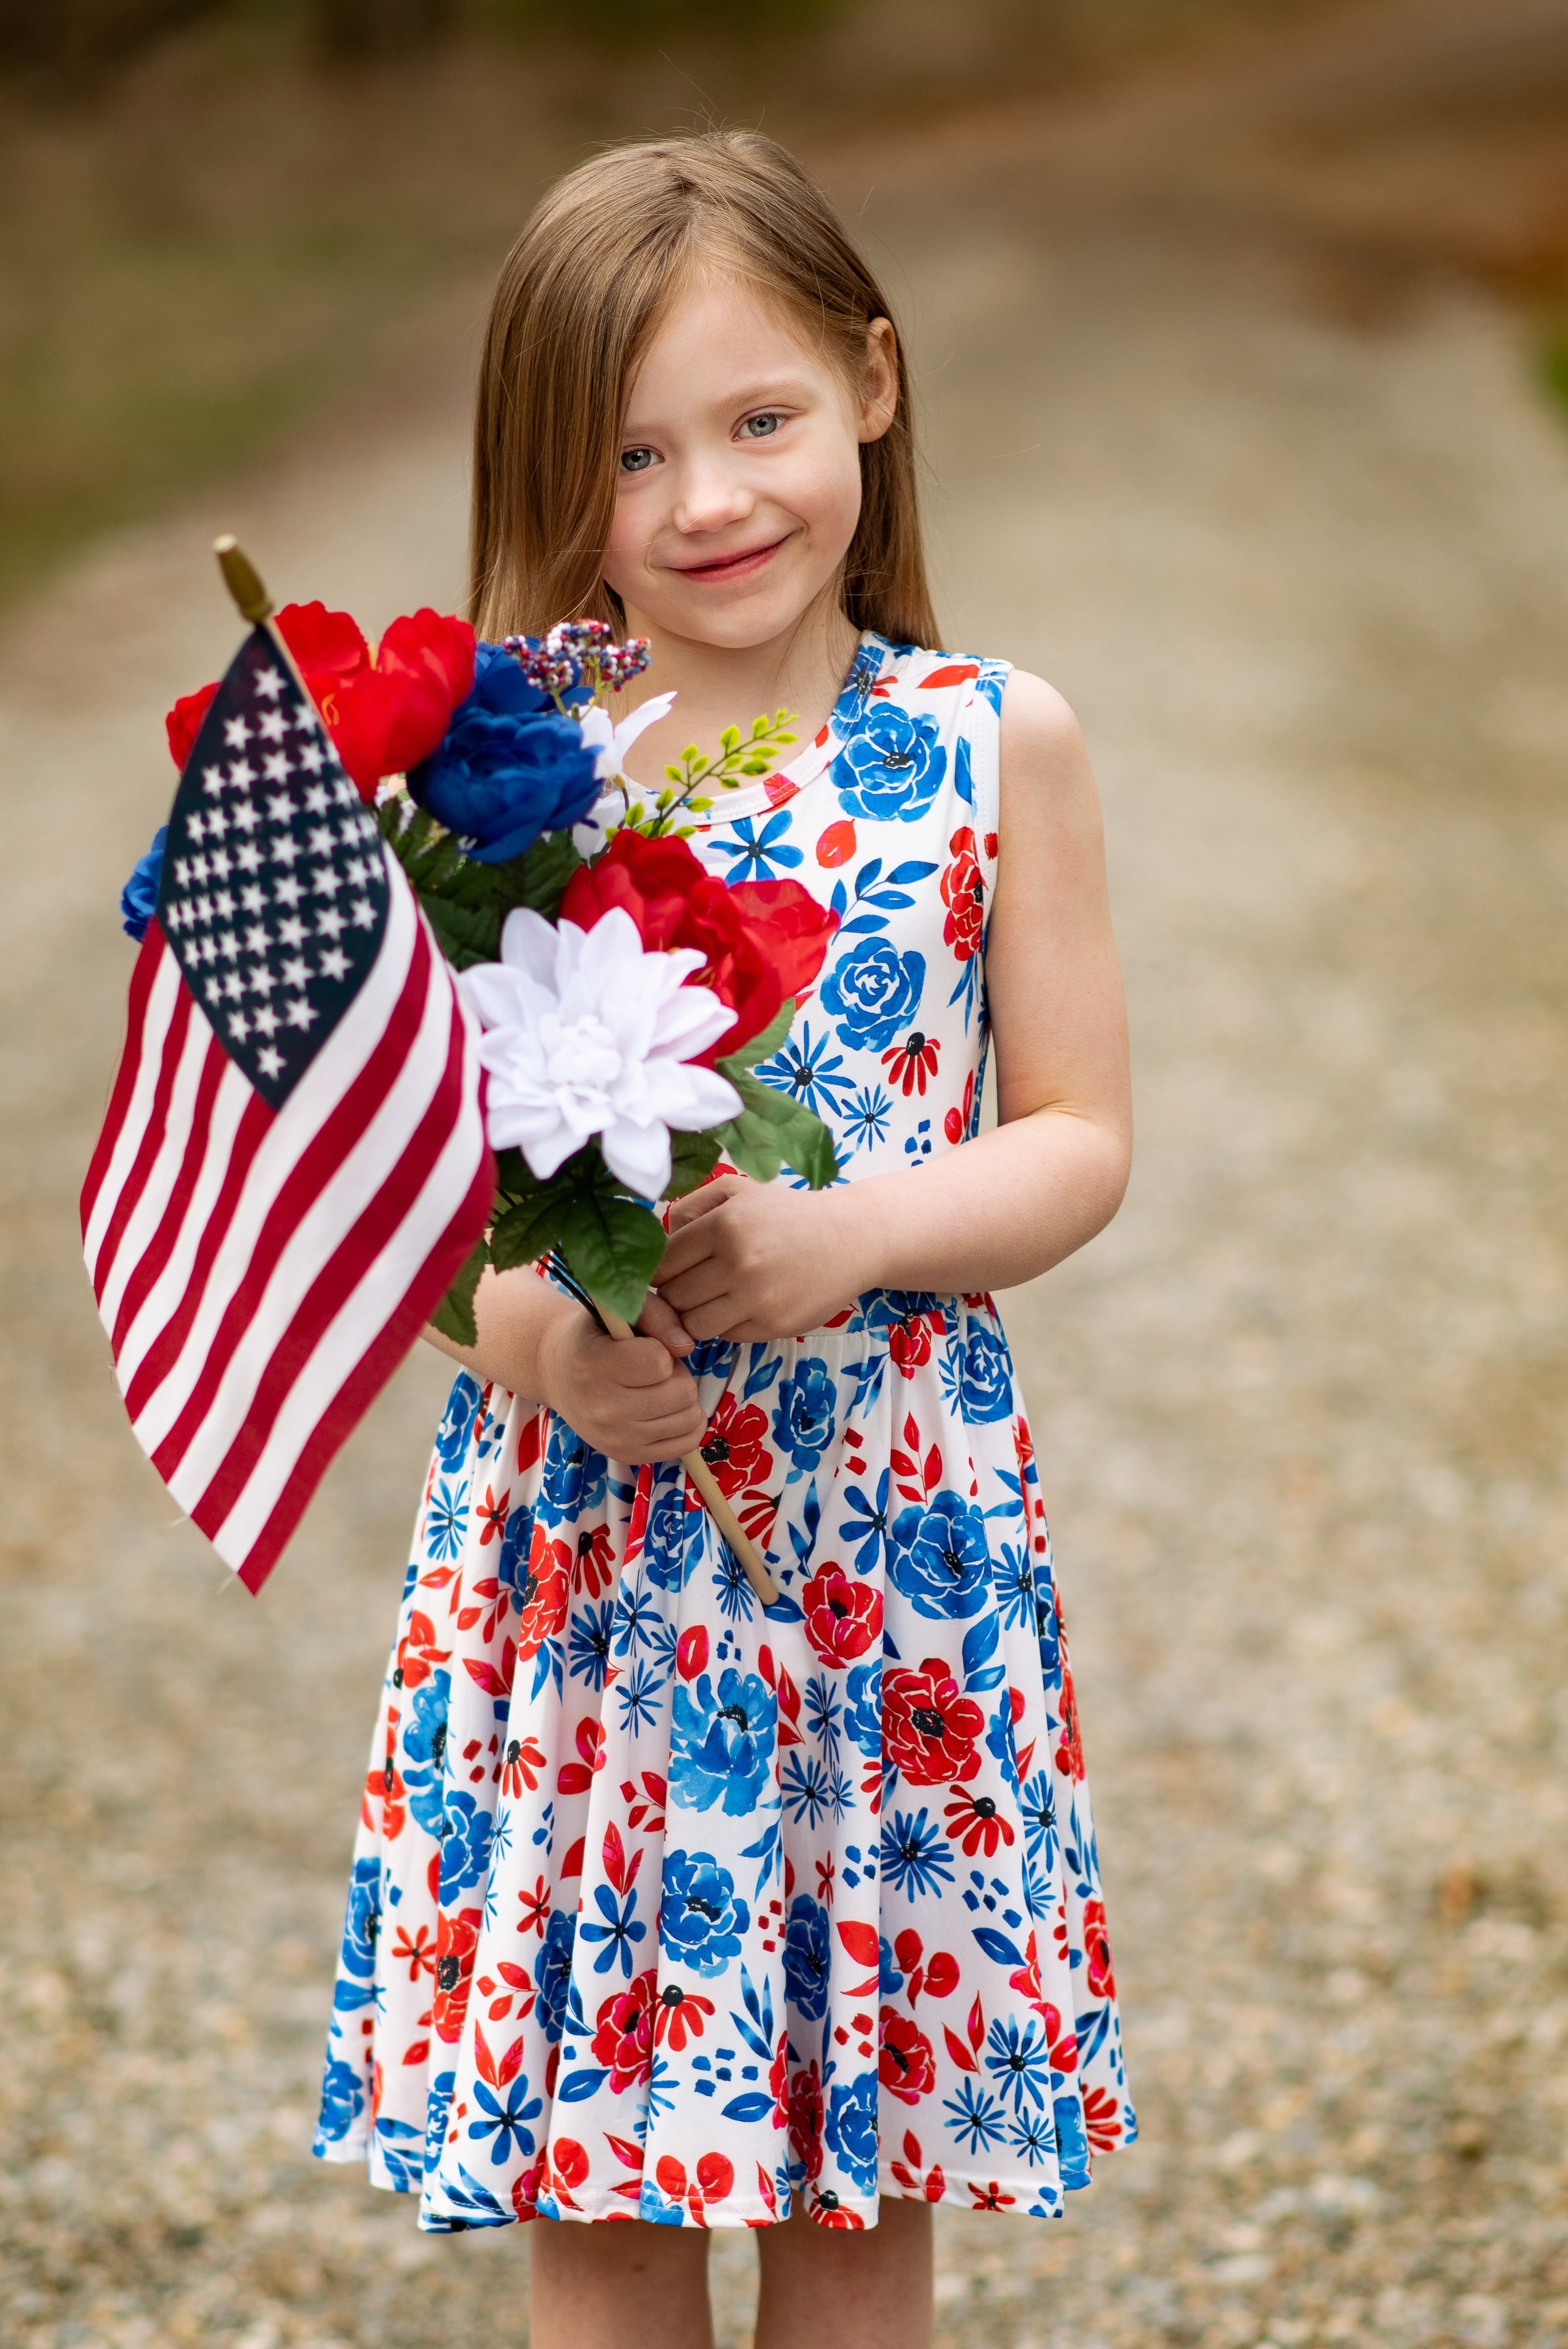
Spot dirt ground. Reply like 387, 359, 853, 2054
5, 5, 1568, 2344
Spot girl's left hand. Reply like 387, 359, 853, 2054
654, 1173, 871, 1342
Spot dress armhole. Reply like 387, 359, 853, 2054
969, 662, 1010, 904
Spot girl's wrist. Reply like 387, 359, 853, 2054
822, 1179, 893, 1298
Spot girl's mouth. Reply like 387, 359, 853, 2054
673, 536, 789, 585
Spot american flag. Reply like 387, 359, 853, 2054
82, 623, 494, 1591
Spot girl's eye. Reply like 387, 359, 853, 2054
741, 412, 783, 440
619, 447, 656, 474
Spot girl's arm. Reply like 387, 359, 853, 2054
423, 1270, 706, 1463
653, 671, 1132, 1340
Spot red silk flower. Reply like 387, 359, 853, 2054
163, 602, 475, 801
559, 829, 838, 1066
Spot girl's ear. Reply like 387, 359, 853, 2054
858, 317, 900, 444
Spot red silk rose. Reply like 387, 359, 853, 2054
162, 603, 474, 802
560, 829, 837, 1066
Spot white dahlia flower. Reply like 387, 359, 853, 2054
458, 903, 738, 1199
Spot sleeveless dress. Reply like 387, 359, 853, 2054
313, 634, 1136, 2231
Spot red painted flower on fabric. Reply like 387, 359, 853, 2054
698, 1392, 773, 1498
432, 1905, 483, 2043
887, 1309, 941, 1378
1081, 1898, 1116, 1999
943, 1785, 1016, 1859
878, 2008, 937, 2105
654, 1982, 715, 2052
365, 1735, 406, 1838
1082, 2083, 1124, 2153
811, 2191, 865, 2227
881, 1030, 940, 1097
1054, 1660, 1086, 1781
500, 1733, 546, 1799
788, 2060, 825, 2180
572, 1521, 616, 1597
940, 825, 984, 961
801, 1564, 883, 1668
592, 1970, 658, 2094
882, 1660, 984, 1787
162, 601, 474, 801
396, 1609, 452, 1691
517, 1523, 571, 1660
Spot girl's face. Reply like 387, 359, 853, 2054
603, 269, 898, 651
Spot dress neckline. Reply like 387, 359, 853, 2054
685, 628, 886, 834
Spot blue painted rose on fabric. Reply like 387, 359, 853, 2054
820, 935, 925, 1053
315, 2057, 365, 2144
1053, 2091, 1092, 2186
660, 1849, 751, 1976
887, 1488, 991, 1619
534, 1909, 577, 2044
541, 1429, 607, 1520
824, 2072, 880, 2192
120, 824, 167, 942
833, 700, 947, 824
496, 1503, 536, 1611
842, 1660, 882, 1761
831, 636, 886, 729
643, 1472, 697, 1591
668, 1668, 777, 1815
438, 1790, 492, 1900
771, 1357, 838, 1477
409, 641, 600, 863
424, 2069, 457, 2176
401, 1669, 450, 1836
337, 1856, 380, 1982
783, 1893, 832, 2021
955, 1324, 1014, 1423
434, 1371, 483, 1469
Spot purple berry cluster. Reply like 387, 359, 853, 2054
503, 621, 652, 699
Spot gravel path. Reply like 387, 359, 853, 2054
5, 14, 1568, 2345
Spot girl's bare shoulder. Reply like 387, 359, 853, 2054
997, 668, 1098, 814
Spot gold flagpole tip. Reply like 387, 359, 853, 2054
213, 534, 274, 624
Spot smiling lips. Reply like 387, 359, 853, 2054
672, 535, 790, 584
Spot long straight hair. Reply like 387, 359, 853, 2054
468, 131, 938, 649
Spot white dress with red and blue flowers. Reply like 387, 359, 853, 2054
314, 634, 1136, 2231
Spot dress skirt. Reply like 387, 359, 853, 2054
314, 1289, 1136, 2230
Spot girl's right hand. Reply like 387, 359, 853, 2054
536, 1305, 707, 1464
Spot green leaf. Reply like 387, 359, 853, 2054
428, 1235, 489, 1348
717, 997, 795, 1077
490, 1186, 574, 1273
714, 1064, 839, 1189
664, 1128, 722, 1199
490, 828, 583, 917
556, 1189, 668, 1324
420, 893, 501, 970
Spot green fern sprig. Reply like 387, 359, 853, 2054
622, 708, 796, 839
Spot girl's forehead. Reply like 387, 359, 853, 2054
625, 268, 842, 409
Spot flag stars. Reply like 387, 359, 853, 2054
263, 750, 291, 784
266, 793, 293, 824
236, 845, 262, 877
310, 864, 343, 899
280, 955, 312, 989
273, 876, 304, 910
256, 1044, 285, 1079
283, 997, 317, 1031
227, 1009, 252, 1039
304, 782, 331, 815
298, 739, 325, 770
307, 824, 335, 856
223, 715, 252, 747
231, 802, 259, 834
257, 708, 288, 742
276, 915, 307, 948
318, 946, 351, 982
229, 758, 256, 790
348, 897, 376, 928
240, 883, 265, 914
245, 923, 269, 954
253, 1004, 280, 1035
201, 767, 227, 797
316, 907, 346, 940
255, 665, 284, 699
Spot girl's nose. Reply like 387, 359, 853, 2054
671, 455, 754, 536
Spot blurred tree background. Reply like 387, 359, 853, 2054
0, 0, 1337, 612
2, 0, 1566, 614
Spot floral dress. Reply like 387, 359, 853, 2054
314, 634, 1136, 2231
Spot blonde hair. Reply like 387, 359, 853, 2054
468, 130, 937, 649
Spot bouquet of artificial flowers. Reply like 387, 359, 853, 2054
130, 604, 838, 1360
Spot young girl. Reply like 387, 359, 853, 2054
315, 131, 1135, 2349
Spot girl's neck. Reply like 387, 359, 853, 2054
613, 591, 861, 785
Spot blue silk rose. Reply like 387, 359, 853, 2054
120, 824, 167, 942
820, 935, 925, 1052
409, 641, 600, 861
